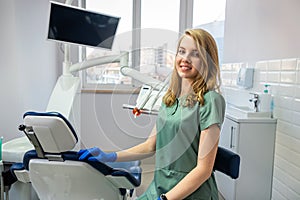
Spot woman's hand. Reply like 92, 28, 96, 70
78, 147, 117, 162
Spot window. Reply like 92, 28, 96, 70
193, 0, 226, 63
83, 0, 133, 88
82, 0, 181, 90
82, 0, 226, 90
193, 0, 226, 26
139, 0, 180, 81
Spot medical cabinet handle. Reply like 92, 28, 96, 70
230, 126, 236, 148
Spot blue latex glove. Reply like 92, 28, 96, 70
157, 197, 161, 200
78, 147, 117, 162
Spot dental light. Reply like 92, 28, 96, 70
46, 1, 122, 118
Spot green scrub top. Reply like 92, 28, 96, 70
137, 91, 225, 200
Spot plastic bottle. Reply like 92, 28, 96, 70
260, 84, 272, 112
270, 96, 274, 118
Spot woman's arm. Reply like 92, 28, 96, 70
164, 124, 220, 200
116, 125, 157, 162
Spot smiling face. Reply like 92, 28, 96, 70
175, 35, 201, 84
163, 29, 221, 107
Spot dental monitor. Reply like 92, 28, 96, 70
47, 2, 120, 49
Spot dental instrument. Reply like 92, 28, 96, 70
121, 66, 170, 117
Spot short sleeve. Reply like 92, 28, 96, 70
199, 91, 226, 130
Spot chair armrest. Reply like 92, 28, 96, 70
214, 146, 240, 179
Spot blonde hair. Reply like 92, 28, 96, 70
163, 29, 221, 107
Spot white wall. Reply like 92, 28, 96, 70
223, 0, 300, 199
0, 0, 59, 142
224, 0, 300, 64
80, 92, 156, 151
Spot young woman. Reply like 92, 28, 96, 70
79, 28, 225, 200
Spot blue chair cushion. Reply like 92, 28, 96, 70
8, 149, 141, 187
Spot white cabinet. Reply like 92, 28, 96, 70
216, 114, 277, 200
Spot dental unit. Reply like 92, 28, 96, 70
1, 1, 134, 199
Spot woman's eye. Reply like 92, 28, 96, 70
177, 49, 199, 58
178, 49, 185, 55
191, 51, 199, 57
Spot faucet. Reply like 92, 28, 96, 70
249, 93, 260, 112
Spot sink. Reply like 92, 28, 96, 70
227, 105, 272, 118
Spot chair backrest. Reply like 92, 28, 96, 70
21, 111, 78, 157
214, 146, 240, 179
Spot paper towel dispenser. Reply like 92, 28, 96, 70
236, 68, 254, 89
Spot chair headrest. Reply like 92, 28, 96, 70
23, 112, 78, 154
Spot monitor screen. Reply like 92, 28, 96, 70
47, 2, 120, 49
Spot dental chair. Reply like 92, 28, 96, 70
6, 111, 142, 200
5, 111, 239, 199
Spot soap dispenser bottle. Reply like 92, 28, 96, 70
260, 84, 272, 112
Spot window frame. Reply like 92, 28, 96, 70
79, 0, 220, 93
